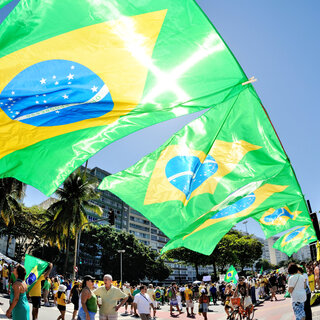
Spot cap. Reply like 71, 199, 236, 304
83, 275, 95, 281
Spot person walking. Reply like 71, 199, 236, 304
78, 275, 97, 320
269, 272, 278, 301
199, 289, 209, 320
43, 276, 51, 307
69, 281, 80, 320
133, 285, 155, 320
6, 264, 30, 320
185, 284, 195, 317
288, 263, 306, 320
94, 274, 128, 320
29, 263, 53, 320
299, 265, 312, 320
147, 284, 156, 319
57, 284, 67, 320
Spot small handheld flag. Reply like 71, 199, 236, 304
224, 265, 238, 284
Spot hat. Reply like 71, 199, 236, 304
58, 285, 67, 292
83, 275, 95, 281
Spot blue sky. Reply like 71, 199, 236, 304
1, 1, 319, 238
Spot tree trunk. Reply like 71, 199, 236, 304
72, 229, 79, 280
63, 223, 71, 274
212, 258, 217, 281
5, 235, 10, 256
195, 263, 199, 280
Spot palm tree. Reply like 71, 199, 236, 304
0, 178, 25, 255
47, 169, 103, 274
0, 178, 25, 225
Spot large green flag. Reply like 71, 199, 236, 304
273, 225, 317, 257
100, 87, 311, 254
224, 265, 238, 284
24, 254, 49, 293
0, 0, 247, 195
253, 198, 312, 238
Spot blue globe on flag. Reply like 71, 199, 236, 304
0, 59, 114, 126
26, 272, 37, 286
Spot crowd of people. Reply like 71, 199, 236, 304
0, 258, 319, 320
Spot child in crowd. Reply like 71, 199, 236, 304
57, 284, 67, 320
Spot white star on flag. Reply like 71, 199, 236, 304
11, 91, 15, 95
40, 78, 46, 85
63, 94, 69, 99
43, 100, 47, 103
68, 82, 72, 85
67, 74, 74, 80
55, 81, 59, 85
8, 98, 13, 101
52, 75, 56, 79
36, 101, 39, 104
91, 86, 98, 93
71, 66, 75, 69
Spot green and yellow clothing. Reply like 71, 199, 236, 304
185, 288, 193, 301
43, 279, 51, 290
57, 292, 66, 306
86, 293, 98, 313
29, 275, 45, 297
309, 274, 315, 292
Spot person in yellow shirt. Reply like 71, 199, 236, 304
57, 284, 67, 320
52, 277, 60, 305
29, 263, 52, 320
2, 265, 9, 293
185, 284, 194, 317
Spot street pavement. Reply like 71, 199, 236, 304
0, 293, 320, 319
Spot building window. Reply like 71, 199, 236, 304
129, 223, 150, 232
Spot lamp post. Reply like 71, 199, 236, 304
117, 249, 125, 286
73, 217, 109, 280
243, 221, 248, 234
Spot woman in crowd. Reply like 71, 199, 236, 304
5, 264, 29, 320
69, 281, 80, 320
288, 263, 306, 320
78, 275, 97, 320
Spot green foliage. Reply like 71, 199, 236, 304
0, 178, 25, 226
0, 205, 44, 258
79, 224, 171, 282
255, 259, 275, 272
46, 169, 103, 273
164, 229, 263, 277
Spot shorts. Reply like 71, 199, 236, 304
139, 314, 151, 320
271, 286, 277, 293
127, 296, 133, 303
99, 314, 118, 320
72, 300, 79, 311
170, 299, 178, 306
186, 301, 194, 308
78, 308, 96, 320
199, 303, 208, 313
58, 305, 66, 311
31, 296, 41, 309
292, 302, 305, 320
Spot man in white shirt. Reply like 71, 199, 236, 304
133, 285, 155, 320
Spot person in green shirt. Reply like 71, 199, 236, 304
78, 275, 97, 320
43, 276, 51, 307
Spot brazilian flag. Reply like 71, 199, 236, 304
155, 288, 161, 301
224, 265, 238, 284
0, 0, 247, 195
24, 254, 49, 293
100, 87, 313, 255
273, 225, 316, 257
